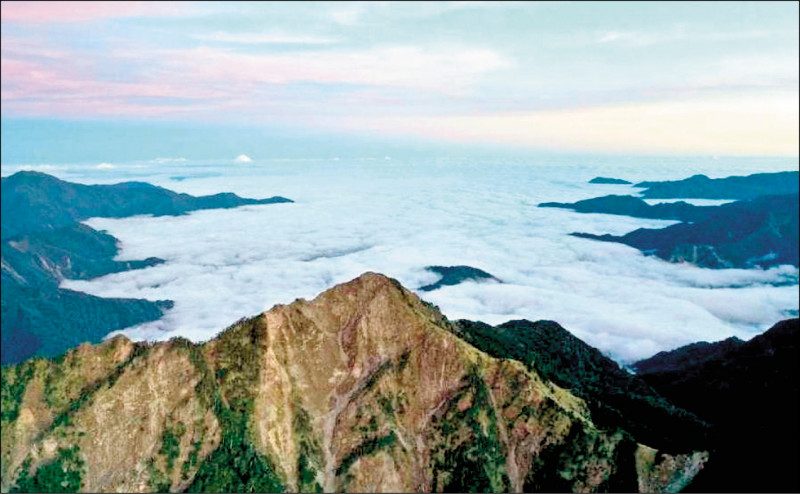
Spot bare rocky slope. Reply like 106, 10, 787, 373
1, 273, 707, 493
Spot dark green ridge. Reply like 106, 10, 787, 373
1, 171, 292, 240
540, 194, 714, 222
633, 318, 799, 493
630, 336, 744, 375
452, 318, 711, 453
589, 177, 632, 184
418, 265, 501, 292
573, 193, 799, 269
1, 171, 293, 365
635, 170, 799, 200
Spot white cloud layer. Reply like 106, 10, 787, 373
150, 157, 187, 163
60, 157, 799, 364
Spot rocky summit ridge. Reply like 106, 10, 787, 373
1, 273, 707, 493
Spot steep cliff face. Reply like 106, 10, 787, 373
1, 273, 706, 492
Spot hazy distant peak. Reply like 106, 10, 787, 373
0, 171, 292, 240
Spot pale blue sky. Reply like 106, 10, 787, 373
1, 1, 798, 162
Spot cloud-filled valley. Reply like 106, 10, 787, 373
41, 155, 799, 364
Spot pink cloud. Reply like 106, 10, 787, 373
0, 1, 182, 23
1, 29, 511, 122
1, 55, 227, 108
0, 36, 71, 62
1, 51, 304, 123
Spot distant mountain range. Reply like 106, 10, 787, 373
0, 171, 292, 365
539, 170, 799, 269
1, 171, 292, 240
635, 171, 799, 199
540, 194, 714, 222
1, 273, 710, 493
572, 193, 799, 269
589, 177, 632, 184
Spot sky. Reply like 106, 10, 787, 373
1, 1, 799, 161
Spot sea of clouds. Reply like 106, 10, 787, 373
6, 155, 797, 364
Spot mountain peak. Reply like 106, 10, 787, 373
2, 170, 65, 186
325, 270, 405, 293
2, 273, 707, 493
